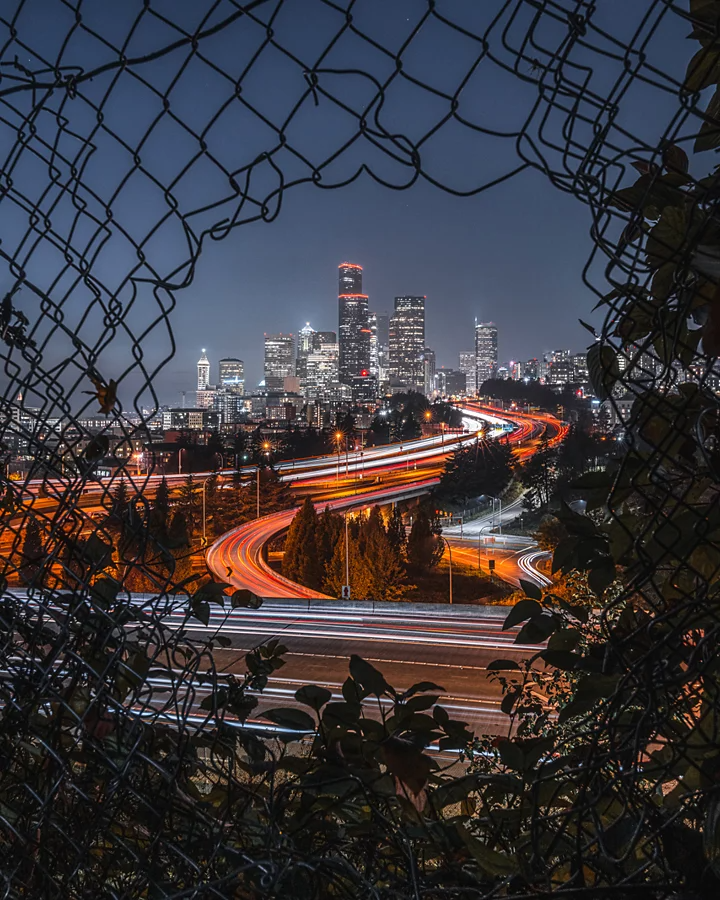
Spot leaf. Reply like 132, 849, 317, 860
515, 614, 557, 644
587, 343, 620, 400
696, 85, 720, 152
519, 578, 542, 601
349, 654, 391, 696
588, 559, 616, 596
261, 707, 316, 732
191, 600, 210, 626
501, 690, 521, 715
382, 737, 432, 795
646, 205, 689, 267
540, 650, 582, 671
547, 628, 582, 652
579, 319, 597, 337
402, 681, 446, 699
84, 435, 109, 461
87, 377, 118, 415
486, 659, 521, 671
684, 47, 720, 92
231, 589, 263, 609
503, 598, 542, 630
193, 581, 230, 606
295, 684, 332, 711
431, 775, 478, 810
704, 793, 720, 876
455, 824, 519, 876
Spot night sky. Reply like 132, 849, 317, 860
0, 0, 690, 408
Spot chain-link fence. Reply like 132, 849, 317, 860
0, 0, 718, 896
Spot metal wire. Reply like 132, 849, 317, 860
0, 0, 716, 896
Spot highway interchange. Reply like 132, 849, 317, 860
15, 401, 565, 736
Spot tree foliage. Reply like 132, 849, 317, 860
436, 438, 514, 509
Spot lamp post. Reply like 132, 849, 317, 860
345, 510, 350, 590
442, 537, 453, 605
335, 431, 343, 483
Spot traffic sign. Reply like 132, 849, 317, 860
488, 559, 495, 571
341, 585, 351, 600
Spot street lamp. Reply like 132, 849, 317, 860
442, 537, 453, 605
335, 431, 343, 483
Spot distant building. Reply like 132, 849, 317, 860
295, 323, 316, 390
475, 322, 498, 387
459, 351, 476, 394
264, 333, 295, 391
213, 389, 243, 425
351, 371, 378, 405
572, 351, 589, 384
421, 348, 436, 396
197, 349, 210, 392
376, 313, 390, 346
368, 312, 379, 379
524, 358, 539, 380
338, 263, 371, 384
509, 360, 523, 380
218, 357, 244, 395
165, 408, 214, 431
548, 349, 573, 386
196, 388, 216, 409
389, 296, 426, 391
436, 368, 466, 396
305, 335, 340, 400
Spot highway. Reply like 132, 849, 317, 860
208, 404, 562, 598
182, 602, 535, 735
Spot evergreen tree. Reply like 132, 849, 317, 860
407, 504, 444, 573
150, 476, 171, 542
436, 438, 513, 508
110, 478, 129, 523
176, 475, 199, 539
323, 530, 372, 600
386, 505, 407, 561
282, 497, 322, 590
20, 515, 44, 587
167, 511, 193, 588
363, 511, 406, 602
520, 437, 557, 511
316, 506, 342, 572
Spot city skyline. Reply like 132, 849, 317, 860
177, 262, 590, 403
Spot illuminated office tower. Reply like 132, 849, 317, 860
338, 262, 371, 383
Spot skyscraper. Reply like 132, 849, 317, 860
197, 349, 210, 391
421, 348, 436, 397
338, 262, 371, 384
389, 296, 426, 391
264, 333, 295, 391
368, 312, 379, 378
305, 334, 340, 400
295, 323, 316, 391
218, 358, 244, 395
459, 351, 476, 395
475, 322, 498, 388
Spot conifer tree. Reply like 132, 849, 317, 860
386, 505, 407, 561
150, 476, 171, 542
20, 515, 44, 587
167, 511, 193, 587
316, 505, 342, 572
323, 531, 371, 600
364, 512, 406, 602
407, 504, 444, 573
283, 497, 321, 588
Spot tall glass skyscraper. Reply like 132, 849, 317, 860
338, 263, 370, 384
264, 333, 295, 391
218, 357, 244, 394
475, 322, 498, 387
389, 296, 426, 391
